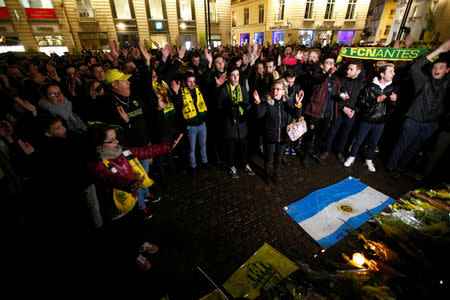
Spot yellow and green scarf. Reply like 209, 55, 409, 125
153, 80, 175, 118
226, 83, 244, 125
181, 86, 207, 122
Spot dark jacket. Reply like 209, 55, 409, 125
303, 72, 341, 120
217, 83, 251, 140
255, 96, 301, 144
357, 78, 399, 124
405, 56, 449, 123
338, 76, 365, 113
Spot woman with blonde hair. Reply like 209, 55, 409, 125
253, 78, 303, 185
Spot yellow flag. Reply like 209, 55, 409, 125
223, 243, 299, 299
424, 8, 436, 41
199, 289, 227, 300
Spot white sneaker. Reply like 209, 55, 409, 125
365, 160, 376, 172
344, 156, 355, 167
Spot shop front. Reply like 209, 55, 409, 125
240, 33, 250, 46
317, 30, 333, 47
0, 2, 24, 53
337, 30, 356, 46
19, 0, 68, 55
271, 30, 285, 45
254, 32, 264, 45
298, 30, 315, 47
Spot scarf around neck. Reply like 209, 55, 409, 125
97, 145, 122, 160
39, 97, 87, 132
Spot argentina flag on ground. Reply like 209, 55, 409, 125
284, 177, 395, 249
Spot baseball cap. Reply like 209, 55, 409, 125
104, 68, 132, 84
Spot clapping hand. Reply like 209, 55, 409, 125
377, 94, 387, 103
215, 73, 227, 87
296, 90, 304, 106
171, 80, 181, 94
253, 90, 261, 104
18, 139, 35, 155
117, 106, 129, 123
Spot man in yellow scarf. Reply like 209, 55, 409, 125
172, 71, 208, 175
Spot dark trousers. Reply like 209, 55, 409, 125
154, 135, 176, 184
387, 117, 438, 170
349, 121, 385, 160
304, 115, 331, 155
224, 138, 248, 167
264, 142, 286, 175
325, 113, 356, 154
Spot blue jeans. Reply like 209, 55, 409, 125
187, 122, 208, 168
136, 159, 150, 209
325, 113, 356, 154
387, 117, 438, 170
349, 121, 385, 160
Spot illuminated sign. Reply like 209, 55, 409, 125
25, 8, 57, 19
155, 22, 163, 30
0, 7, 10, 18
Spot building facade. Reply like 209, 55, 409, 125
0, 0, 231, 55
231, 0, 371, 47
387, 0, 449, 44
363, 0, 398, 45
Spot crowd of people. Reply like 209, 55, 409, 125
2, 37, 449, 285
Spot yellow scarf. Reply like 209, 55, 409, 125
181, 86, 207, 122
153, 80, 175, 117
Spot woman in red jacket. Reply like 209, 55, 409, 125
86, 123, 179, 272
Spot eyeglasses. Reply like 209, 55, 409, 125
49, 91, 62, 97
103, 138, 118, 144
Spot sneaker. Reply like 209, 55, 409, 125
344, 156, 355, 167
140, 207, 153, 220
365, 159, 376, 172
291, 148, 296, 155
320, 152, 329, 160
144, 193, 161, 203
139, 242, 159, 254
312, 154, 326, 166
285, 147, 291, 155
337, 153, 345, 163
245, 164, 255, 175
136, 254, 151, 271
230, 166, 239, 178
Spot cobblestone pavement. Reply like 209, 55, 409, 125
133, 149, 419, 299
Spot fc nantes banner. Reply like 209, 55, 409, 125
337, 47, 429, 63
222, 243, 299, 299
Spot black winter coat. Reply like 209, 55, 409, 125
217, 84, 251, 140
357, 79, 399, 124
255, 97, 301, 144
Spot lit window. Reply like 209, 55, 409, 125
19, 0, 54, 8
113, 0, 132, 19
345, 0, 356, 20
77, 0, 94, 18
277, 0, 285, 21
324, 0, 335, 19
244, 8, 249, 25
258, 4, 264, 23
304, 0, 314, 19
179, 0, 193, 21
148, 0, 164, 20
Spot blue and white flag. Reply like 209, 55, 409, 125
284, 177, 395, 249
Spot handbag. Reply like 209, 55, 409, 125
287, 117, 307, 141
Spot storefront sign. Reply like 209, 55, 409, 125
317, 24, 342, 30
269, 25, 290, 30
155, 22, 163, 30
0, 7, 10, 18
337, 47, 430, 63
25, 8, 57, 19
0, 23, 15, 34
32, 23, 60, 34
